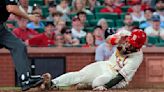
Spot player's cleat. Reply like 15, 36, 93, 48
21, 75, 43, 91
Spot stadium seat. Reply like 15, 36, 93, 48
41, 5, 49, 18
106, 20, 115, 28
84, 27, 94, 32
89, 19, 115, 28
132, 21, 140, 27
121, 6, 130, 13
116, 19, 124, 27
79, 37, 86, 44
97, 0, 104, 4
40, 20, 49, 25
159, 37, 164, 43
6, 20, 18, 28
94, 6, 105, 13
95, 13, 119, 21
89, 20, 98, 26
155, 42, 164, 47
120, 13, 126, 20
29, 0, 44, 6
86, 14, 95, 20
66, 21, 72, 27
35, 28, 44, 33
147, 36, 159, 45
69, 13, 77, 19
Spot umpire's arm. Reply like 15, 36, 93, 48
5, 0, 36, 21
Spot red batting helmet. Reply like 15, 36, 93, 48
128, 29, 147, 49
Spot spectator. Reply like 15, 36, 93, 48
100, 0, 122, 15
52, 12, 63, 25
154, 0, 164, 22
32, 5, 42, 17
26, 21, 55, 47
46, 4, 57, 21
83, 32, 95, 47
55, 34, 65, 47
97, 18, 115, 39
61, 27, 80, 46
117, 13, 134, 32
56, 0, 71, 21
19, 0, 29, 12
141, 0, 151, 11
130, 2, 146, 22
27, 12, 44, 30
139, 8, 154, 29
54, 20, 66, 35
12, 18, 39, 41
71, 16, 86, 39
6, 14, 18, 30
71, 0, 92, 14
44, 0, 57, 5
144, 15, 164, 39
93, 26, 105, 46
77, 11, 90, 27
88, 0, 101, 11
113, 0, 124, 8
52, 11, 70, 24
95, 35, 117, 61
56, 0, 70, 14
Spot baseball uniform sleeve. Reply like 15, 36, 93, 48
5, 0, 18, 5
119, 51, 143, 82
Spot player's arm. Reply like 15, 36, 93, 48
93, 73, 124, 91
106, 34, 121, 46
5, 0, 36, 21
104, 73, 124, 88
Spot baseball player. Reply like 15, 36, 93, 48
0, 0, 43, 91
41, 29, 146, 91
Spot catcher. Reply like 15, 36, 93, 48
41, 29, 147, 91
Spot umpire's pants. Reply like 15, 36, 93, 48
0, 24, 30, 79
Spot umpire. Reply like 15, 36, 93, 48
0, 0, 43, 91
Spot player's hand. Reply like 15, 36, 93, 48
28, 15, 38, 22
93, 86, 107, 91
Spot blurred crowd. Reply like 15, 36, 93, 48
6, 0, 164, 60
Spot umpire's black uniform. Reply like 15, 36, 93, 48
0, 0, 43, 91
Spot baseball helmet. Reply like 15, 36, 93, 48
128, 29, 147, 49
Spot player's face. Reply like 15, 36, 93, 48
118, 41, 137, 55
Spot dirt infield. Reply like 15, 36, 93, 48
0, 88, 164, 92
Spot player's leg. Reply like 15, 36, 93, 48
92, 74, 114, 88
0, 26, 43, 91
52, 71, 86, 87
51, 62, 106, 87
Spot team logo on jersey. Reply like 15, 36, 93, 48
132, 35, 137, 41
